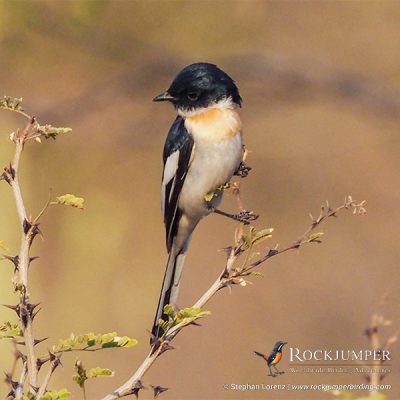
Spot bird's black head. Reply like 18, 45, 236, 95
153, 62, 242, 113
274, 341, 288, 352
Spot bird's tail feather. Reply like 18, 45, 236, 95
254, 351, 264, 358
151, 245, 188, 340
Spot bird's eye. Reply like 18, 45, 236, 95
187, 92, 200, 101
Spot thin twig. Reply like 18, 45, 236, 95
36, 356, 61, 398
14, 362, 27, 399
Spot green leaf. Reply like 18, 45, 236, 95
0, 96, 23, 112
175, 307, 211, 325
251, 228, 274, 246
73, 360, 87, 388
54, 194, 84, 209
53, 331, 137, 352
307, 232, 324, 243
0, 321, 22, 339
86, 367, 114, 378
240, 233, 252, 250
116, 336, 138, 348
163, 304, 175, 317
38, 388, 70, 400
248, 271, 264, 278
38, 125, 72, 140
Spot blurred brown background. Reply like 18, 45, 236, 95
0, 1, 399, 399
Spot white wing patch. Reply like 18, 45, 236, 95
161, 150, 180, 215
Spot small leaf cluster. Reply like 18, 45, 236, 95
0, 321, 22, 339
241, 227, 274, 249
306, 232, 324, 244
53, 194, 85, 210
0, 96, 23, 112
53, 332, 138, 352
38, 125, 72, 140
73, 360, 113, 389
158, 305, 211, 334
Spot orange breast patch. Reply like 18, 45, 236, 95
185, 107, 242, 141
271, 352, 282, 364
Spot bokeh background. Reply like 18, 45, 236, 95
0, 1, 399, 399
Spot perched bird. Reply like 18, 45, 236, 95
254, 341, 288, 377
151, 62, 245, 340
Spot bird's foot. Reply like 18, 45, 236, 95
234, 161, 252, 178
233, 210, 259, 225
213, 209, 259, 225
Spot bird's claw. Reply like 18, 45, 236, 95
233, 210, 259, 225
235, 161, 251, 178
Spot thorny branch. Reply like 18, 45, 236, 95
3, 115, 41, 390
1, 98, 70, 397
102, 195, 366, 399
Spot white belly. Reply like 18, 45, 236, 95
178, 133, 242, 220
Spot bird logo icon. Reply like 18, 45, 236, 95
254, 341, 287, 377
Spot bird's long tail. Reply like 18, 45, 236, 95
254, 351, 265, 358
151, 244, 188, 340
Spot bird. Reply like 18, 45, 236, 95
151, 62, 246, 341
254, 341, 288, 377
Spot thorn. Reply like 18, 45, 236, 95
23, 219, 31, 234
29, 256, 39, 263
127, 380, 146, 399
48, 351, 56, 362
28, 224, 42, 246
2, 255, 19, 271
30, 385, 39, 394
33, 337, 48, 346
15, 351, 26, 362
151, 385, 169, 398
31, 308, 41, 321
10, 380, 19, 390
3, 304, 20, 317
267, 249, 279, 257
148, 330, 161, 351
37, 358, 46, 370
19, 305, 29, 328
53, 356, 62, 369
4, 372, 12, 384
6, 390, 15, 399
219, 246, 233, 257
159, 342, 174, 355
190, 321, 202, 327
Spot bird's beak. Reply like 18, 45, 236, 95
153, 91, 176, 102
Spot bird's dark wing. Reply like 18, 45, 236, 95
267, 350, 276, 365
161, 115, 194, 252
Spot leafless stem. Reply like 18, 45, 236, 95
102, 196, 365, 399
36, 356, 61, 398
14, 362, 27, 399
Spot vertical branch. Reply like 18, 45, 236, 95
6, 119, 39, 389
